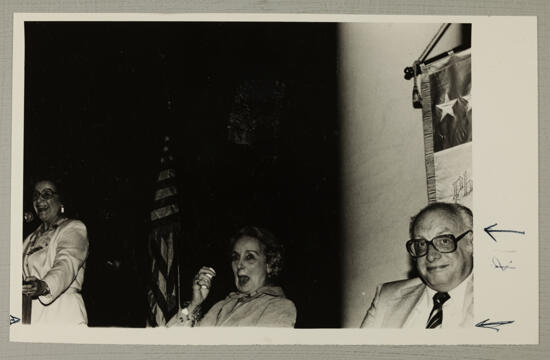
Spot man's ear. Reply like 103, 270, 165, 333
464, 231, 473, 252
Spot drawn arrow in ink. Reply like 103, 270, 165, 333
484, 223, 525, 242
10, 315, 20, 325
475, 318, 515, 332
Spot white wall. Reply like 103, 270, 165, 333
339, 23, 463, 327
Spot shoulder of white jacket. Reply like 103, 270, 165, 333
58, 218, 87, 230
379, 277, 424, 296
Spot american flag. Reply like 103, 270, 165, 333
147, 136, 181, 326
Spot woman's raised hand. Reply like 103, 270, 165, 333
190, 266, 216, 310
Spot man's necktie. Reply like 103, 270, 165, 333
426, 292, 450, 329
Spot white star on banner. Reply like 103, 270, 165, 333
436, 93, 458, 121
461, 93, 472, 112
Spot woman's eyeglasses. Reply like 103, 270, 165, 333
406, 230, 472, 258
32, 189, 58, 201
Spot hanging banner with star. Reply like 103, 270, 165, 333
419, 49, 472, 207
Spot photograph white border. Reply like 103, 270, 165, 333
9, 13, 538, 345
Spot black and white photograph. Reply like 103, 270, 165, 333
9, 14, 538, 344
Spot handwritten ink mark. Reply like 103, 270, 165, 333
492, 256, 516, 271
484, 223, 525, 242
10, 315, 20, 325
476, 318, 515, 332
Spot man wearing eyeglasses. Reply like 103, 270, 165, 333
361, 202, 473, 328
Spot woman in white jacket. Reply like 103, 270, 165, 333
22, 178, 89, 325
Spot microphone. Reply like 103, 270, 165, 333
23, 211, 35, 224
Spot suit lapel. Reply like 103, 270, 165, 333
384, 281, 426, 328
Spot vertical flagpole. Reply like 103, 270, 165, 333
22, 294, 31, 324
176, 254, 181, 311
170, 133, 182, 313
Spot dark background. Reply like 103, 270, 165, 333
23, 22, 341, 328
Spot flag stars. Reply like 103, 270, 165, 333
436, 93, 458, 121
461, 93, 472, 112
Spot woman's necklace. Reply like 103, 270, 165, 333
26, 217, 68, 255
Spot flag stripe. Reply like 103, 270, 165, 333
150, 204, 180, 221
157, 169, 175, 182
148, 283, 168, 319
149, 260, 178, 321
150, 254, 177, 295
154, 177, 177, 192
154, 186, 178, 201
152, 196, 180, 212
165, 232, 174, 272
150, 239, 169, 276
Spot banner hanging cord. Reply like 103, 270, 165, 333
412, 60, 422, 108
404, 23, 452, 80
406, 23, 452, 108
418, 23, 451, 64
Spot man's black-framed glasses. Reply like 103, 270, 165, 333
32, 189, 58, 201
406, 230, 473, 258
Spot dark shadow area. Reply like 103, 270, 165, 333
23, 22, 341, 328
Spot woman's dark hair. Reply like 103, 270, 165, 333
28, 175, 74, 217
32, 178, 65, 203
230, 226, 285, 282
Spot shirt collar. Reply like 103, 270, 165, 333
38, 216, 68, 233
425, 271, 473, 303
228, 285, 285, 300
448, 272, 473, 302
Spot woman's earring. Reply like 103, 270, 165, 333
61, 205, 65, 214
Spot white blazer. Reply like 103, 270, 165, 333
23, 219, 89, 325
